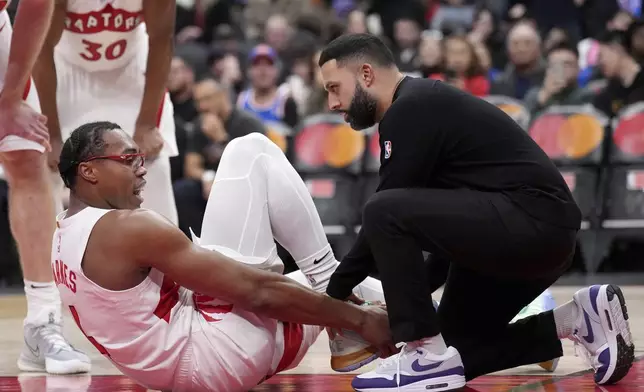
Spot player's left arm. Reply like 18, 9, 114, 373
0, 0, 54, 104
137, 0, 176, 128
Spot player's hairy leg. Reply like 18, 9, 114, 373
1, 150, 56, 285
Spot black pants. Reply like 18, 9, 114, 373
361, 188, 577, 380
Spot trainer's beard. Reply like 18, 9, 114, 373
345, 82, 378, 130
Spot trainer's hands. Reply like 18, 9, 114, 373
133, 124, 164, 161
0, 99, 50, 151
358, 305, 394, 356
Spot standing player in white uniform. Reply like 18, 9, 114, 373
0, 0, 90, 375
54, 122, 392, 391
34, 0, 178, 224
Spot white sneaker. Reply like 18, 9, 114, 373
510, 289, 560, 372
569, 285, 634, 385
352, 341, 466, 391
329, 328, 379, 372
18, 319, 91, 375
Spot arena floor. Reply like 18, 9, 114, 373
0, 286, 642, 391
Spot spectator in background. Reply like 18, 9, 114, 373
208, 47, 244, 99
473, 40, 500, 80
346, 9, 369, 34
430, 35, 490, 96
392, 16, 423, 74
468, 6, 507, 70
578, 9, 636, 87
282, 45, 319, 117
506, 0, 583, 43
237, 44, 300, 127
263, 14, 295, 64
593, 29, 644, 117
175, 78, 266, 237
169, 56, 199, 124
524, 43, 594, 115
417, 31, 444, 77
491, 22, 546, 99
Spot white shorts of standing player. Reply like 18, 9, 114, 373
53, 49, 178, 224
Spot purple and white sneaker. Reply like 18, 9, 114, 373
570, 285, 635, 385
351, 342, 466, 391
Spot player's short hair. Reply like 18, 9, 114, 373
318, 33, 396, 68
58, 121, 121, 189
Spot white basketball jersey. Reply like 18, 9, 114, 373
53, 207, 280, 390
55, 0, 147, 72
53, 207, 193, 390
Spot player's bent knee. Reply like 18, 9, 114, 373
225, 132, 274, 159
1, 150, 47, 183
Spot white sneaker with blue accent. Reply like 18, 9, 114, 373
18, 320, 91, 375
351, 342, 466, 392
510, 289, 560, 372
569, 284, 634, 385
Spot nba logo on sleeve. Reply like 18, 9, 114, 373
384, 141, 392, 159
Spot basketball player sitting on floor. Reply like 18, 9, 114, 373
53, 122, 393, 392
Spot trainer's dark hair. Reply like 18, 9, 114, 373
58, 121, 122, 189
318, 33, 396, 68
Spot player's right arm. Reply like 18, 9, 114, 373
102, 209, 391, 348
32, 0, 67, 163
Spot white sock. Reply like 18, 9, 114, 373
418, 334, 448, 355
23, 280, 62, 326
553, 300, 578, 339
294, 247, 338, 293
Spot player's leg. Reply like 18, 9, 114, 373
198, 133, 385, 372
0, 84, 90, 375
199, 132, 383, 299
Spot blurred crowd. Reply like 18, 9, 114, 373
3, 0, 644, 284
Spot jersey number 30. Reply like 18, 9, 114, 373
81, 39, 128, 61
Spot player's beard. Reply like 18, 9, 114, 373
345, 82, 378, 130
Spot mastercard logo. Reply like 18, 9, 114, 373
294, 121, 365, 168
529, 113, 604, 159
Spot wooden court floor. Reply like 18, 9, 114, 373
0, 286, 642, 391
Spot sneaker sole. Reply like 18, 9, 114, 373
45, 357, 91, 375
332, 347, 379, 372
17, 355, 45, 373
595, 284, 635, 385
353, 374, 466, 392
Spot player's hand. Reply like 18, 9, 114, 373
0, 99, 50, 151
133, 125, 164, 161
358, 305, 393, 354
48, 137, 63, 171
